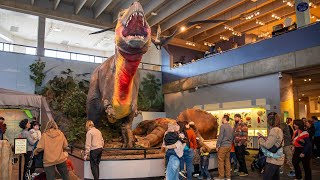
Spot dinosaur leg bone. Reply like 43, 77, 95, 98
135, 126, 166, 148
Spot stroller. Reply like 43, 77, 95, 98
25, 141, 46, 180
251, 148, 266, 173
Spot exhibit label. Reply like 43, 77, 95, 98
14, 138, 27, 154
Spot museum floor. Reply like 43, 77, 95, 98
154, 150, 320, 180
10, 150, 320, 180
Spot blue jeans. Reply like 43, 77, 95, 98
230, 152, 237, 169
166, 149, 178, 168
166, 155, 180, 180
180, 149, 194, 180
200, 155, 211, 179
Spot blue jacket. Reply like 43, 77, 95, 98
314, 121, 320, 137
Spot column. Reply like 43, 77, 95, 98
37, 16, 46, 56
280, 73, 295, 120
295, 0, 311, 28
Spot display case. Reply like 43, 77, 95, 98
207, 107, 268, 149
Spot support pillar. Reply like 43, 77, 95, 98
37, 16, 46, 56
280, 73, 295, 120
294, 0, 311, 28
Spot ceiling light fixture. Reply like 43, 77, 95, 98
220, 35, 229, 41
256, 19, 265, 25
186, 41, 195, 46
224, 25, 234, 31
302, 94, 305, 96
151, 12, 157, 16
204, 42, 214, 46
271, 14, 281, 20
309, 78, 311, 81
195, 25, 201, 29
286, 1, 294, 7
309, 2, 317, 8
243, 10, 260, 20
304, 79, 307, 81
180, 26, 186, 32
232, 31, 242, 36
299, 99, 301, 101
258, 32, 271, 38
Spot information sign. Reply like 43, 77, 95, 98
14, 138, 27, 154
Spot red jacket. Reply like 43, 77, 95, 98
186, 129, 197, 149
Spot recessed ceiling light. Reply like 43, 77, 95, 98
309, 79, 311, 81
302, 94, 305, 96
180, 26, 186, 32
304, 79, 307, 81
53, 28, 62, 32
299, 99, 301, 101
195, 25, 201, 29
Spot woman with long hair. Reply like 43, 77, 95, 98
34, 120, 69, 180
258, 112, 285, 180
19, 119, 37, 179
177, 121, 197, 180
292, 119, 312, 180
84, 120, 104, 180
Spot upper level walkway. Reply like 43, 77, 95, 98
162, 22, 320, 84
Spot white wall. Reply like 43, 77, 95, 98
142, 44, 162, 65
0, 51, 99, 93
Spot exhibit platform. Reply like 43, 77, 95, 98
69, 151, 218, 180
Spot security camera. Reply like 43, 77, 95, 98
278, 72, 282, 79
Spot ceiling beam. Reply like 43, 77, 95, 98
93, 0, 113, 19
174, 0, 244, 38
204, 5, 294, 43
53, 0, 60, 10
112, 0, 136, 22
0, 0, 113, 29
31, 0, 34, 5
160, 0, 220, 32
148, 0, 193, 27
182, 0, 272, 41
75, 0, 87, 15
297, 83, 320, 93
143, 0, 166, 17
167, 37, 208, 52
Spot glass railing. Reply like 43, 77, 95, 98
0, 42, 162, 71
172, 21, 320, 69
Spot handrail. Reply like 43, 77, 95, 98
69, 144, 162, 159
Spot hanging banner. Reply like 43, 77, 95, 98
295, 0, 311, 28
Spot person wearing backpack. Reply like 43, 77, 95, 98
258, 112, 285, 180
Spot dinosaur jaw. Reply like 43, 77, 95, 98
115, 2, 151, 55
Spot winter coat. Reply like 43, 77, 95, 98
258, 127, 285, 166
21, 129, 37, 151
34, 129, 68, 167
233, 121, 248, 146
